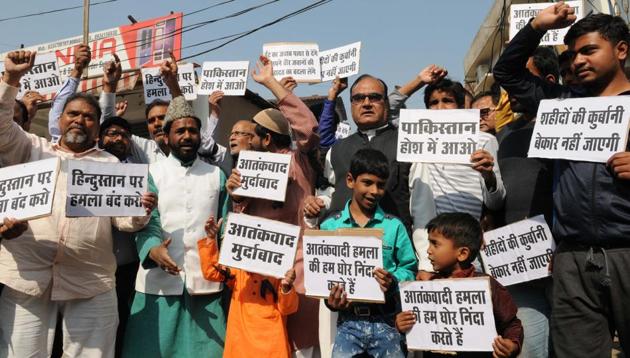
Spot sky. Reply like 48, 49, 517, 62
0, 0, 495, 110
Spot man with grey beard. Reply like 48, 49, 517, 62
0, 50, 157, 358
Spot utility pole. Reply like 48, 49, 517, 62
83, 0, 90, 79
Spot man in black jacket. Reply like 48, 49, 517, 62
303, 74, 413, 231
494, 4, 630, 357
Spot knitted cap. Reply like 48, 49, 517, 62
252, 108, 290, 136
163, 95, 196, 127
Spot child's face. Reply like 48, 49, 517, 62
346, 173, 386, 211
427, 230, 469, 272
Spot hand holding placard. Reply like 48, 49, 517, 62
281, 268, 296, 294
608, 152, 630, 180
327, 284, 350, 310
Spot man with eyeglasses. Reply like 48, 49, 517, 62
304, 74, 415, 231
225, 55, 321, 358
471, 91, 499, 135
96, 115, 143, 357
217, 120, 256, 175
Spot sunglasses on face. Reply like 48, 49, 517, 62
479, 108, 496, 117
350, 92, 385, 104
103, 130, 131, 139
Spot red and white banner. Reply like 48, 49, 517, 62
0, 13, 183, 97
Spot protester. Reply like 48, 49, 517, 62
122, 58, 227, 357
94, 115, 142, 357
388, 75, 504, 276
396, 212, 523, 358
318, 76, 348, 151
420, 78, 505, 221
558, 50, 577, 86
304, 74, 414, 230
323, 148, 417, 357
493, 4, 630, 356
0, 50, 156, 358
471, 90, 500, 135
494, 42, 558, 358
226, 55, 320, 357
198, 216, 298, 357
12, 90, 42, 132
207, 90, 258, 176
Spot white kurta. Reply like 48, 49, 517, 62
135, 154, 224, 295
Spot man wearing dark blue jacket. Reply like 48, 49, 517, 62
494, 3, 630, 357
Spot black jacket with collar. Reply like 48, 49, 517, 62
494, 22, 630, 246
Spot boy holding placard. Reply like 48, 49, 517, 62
395, 213, 523, 357
197, 216, 298, 358
322, 148, 417, 357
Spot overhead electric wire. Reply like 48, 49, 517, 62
34, 0, 332, 103
43, 0, 280, 59
181, 0, 332, 60
0, 0, 118, 23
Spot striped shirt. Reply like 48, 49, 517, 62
427, 131, 505, 220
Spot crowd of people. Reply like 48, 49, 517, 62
0, 2, 628, 357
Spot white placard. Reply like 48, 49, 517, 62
481, 215, 555, 286
320, 41, 361, 82
218, 213, 300, 278
141, 67, 170, 103
528, 96, 630, 163
66, 161, 149, 217
509, 1, 584, 46
141, 63, 197, 104
397, 109, 480, 163
0, 52, 62, 99
400, 278, 497, 352
335, 121, 352, 140
303, 230, 385, 303
233, 150, 291, 202
177, 63, 198, 101
199, 61, 249, 96
0, 158, 59, 221
263, 42, 321, 82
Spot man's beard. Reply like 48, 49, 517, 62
64, 131, 88, 144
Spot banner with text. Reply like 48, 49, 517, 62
66, 161, 148, 217
401, 278, 497, 352
303, 229, 385, 303
199, 61, 249, 96
219, 213, 300, 278
510, 1, 583, 46
0, 52, 62, 99
320, 42, 361, 82
397, 109, 480, 163
0, 158, 59, 221
234, 150, 292, 202
141, 63, 196, 103
0, 13, 183, 95
528, 96, 630, 163
263, 42, 321, 82
481, 215, 554, 286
